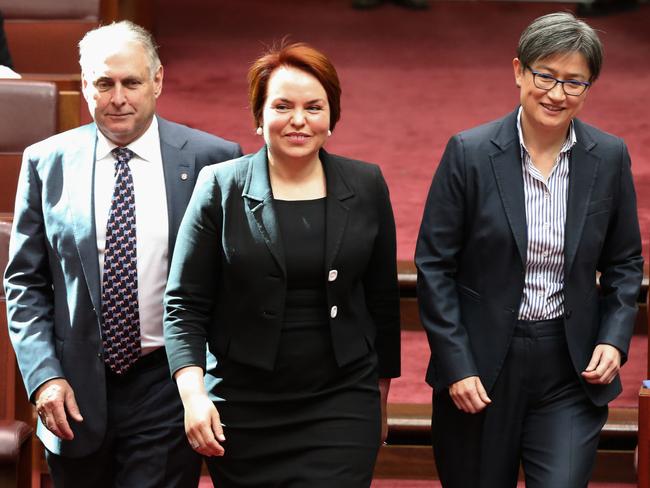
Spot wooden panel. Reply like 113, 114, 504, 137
374, 444, 636, 483
58, 90, 81, 132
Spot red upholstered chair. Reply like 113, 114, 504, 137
0, 80, 57, 152
0, 213, 33, 488
0, 79, 81, 213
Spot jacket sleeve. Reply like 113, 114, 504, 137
362, 165, 400, 378
164, 166, 223, 376
4, 149, 64, 400
595, 141, 644, 364
415, 134, 478, 387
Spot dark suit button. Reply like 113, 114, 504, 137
565, 310, 572, 319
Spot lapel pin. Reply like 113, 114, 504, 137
180, 172, 189, 181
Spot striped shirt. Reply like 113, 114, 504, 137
517, 108, 576, 320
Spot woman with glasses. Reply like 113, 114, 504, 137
416, 12, 643, 487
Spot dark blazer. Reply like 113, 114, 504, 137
4, 116, 242, 456
415, 108, 643, 407
0, 11, 13, 69
164, 146, 401, 383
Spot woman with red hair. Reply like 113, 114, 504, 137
164, 42, 400, 487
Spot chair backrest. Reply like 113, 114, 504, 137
0, 1, 101, 19
0, 80, 57, 152
0, 0, 105, 73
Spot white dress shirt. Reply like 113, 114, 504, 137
95, 117, 169, 353
516, 107, 575, 321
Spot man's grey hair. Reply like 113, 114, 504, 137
78, 20, 161, 79
517, 12, 603, 81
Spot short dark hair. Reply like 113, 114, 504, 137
517, 12, 603, 81
248, 42, 342, 130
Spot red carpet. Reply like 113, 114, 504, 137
155, 0, 650, 262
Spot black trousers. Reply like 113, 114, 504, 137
46, 348, 201, 488
432, 319, 608, 488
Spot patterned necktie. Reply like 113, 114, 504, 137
101, 147, 141, 375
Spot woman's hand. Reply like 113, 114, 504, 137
379, 378, 391, 445
582, 344, 621, 385
449, 376, 491, 414
175, 366, 226, 456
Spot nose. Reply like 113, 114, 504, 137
290, 109, 305, 127
111, 84, 126, 106
547, 82, 566, 101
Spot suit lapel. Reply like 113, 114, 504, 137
158, 116, 196, 262
564, 120, 599, 276
66, 124, 102, 313
322, 150, 354, 270
242, 146, 286, 275
489, 111, 527, 266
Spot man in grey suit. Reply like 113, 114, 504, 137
4, 21, 241, 487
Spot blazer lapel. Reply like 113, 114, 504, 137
66, 124, 102, 314
242, 146, 286, 275
489, 110, 527, 266
322, 150, 354, 270
564, 119, 599, 276
158, 116, 196, 262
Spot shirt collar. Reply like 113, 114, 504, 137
516, 106, 576, 156
95, 116, 160, 162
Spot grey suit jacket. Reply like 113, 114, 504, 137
4, 116, 241, 457
416, 108, 643, 407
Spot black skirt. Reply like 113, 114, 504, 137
206, 309, 380, 488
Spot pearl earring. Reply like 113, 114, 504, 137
256, 127, 263, 136
327, 130, 332, 137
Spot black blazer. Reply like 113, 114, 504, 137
164, 146, 401, 380
415, 109, 643, 406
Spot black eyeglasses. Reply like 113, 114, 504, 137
527, 66, 591, 97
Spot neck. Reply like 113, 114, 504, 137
267, 151, 322, 182
520, 113, 570, 154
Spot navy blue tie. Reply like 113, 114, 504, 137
101, 147, 141, 375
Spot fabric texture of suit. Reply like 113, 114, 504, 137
4, 116, 242, 458
164, 145, 401, 381
416, 107, 643, 406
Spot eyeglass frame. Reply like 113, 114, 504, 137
525, 65, 591, 97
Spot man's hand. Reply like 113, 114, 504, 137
34, 379, 83, 440
582, 344, 621, 385
449, 376, 491, 414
